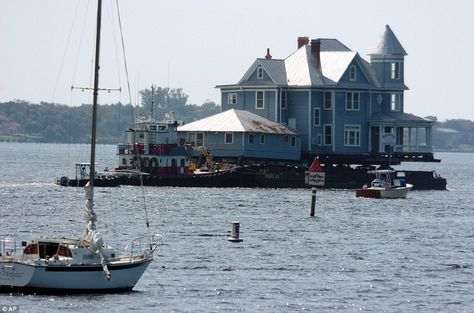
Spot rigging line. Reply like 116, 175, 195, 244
115, 0, 133, 107
71, 0, 92, 90
51, 1, 81, 103
116, 0, 152, 247
105, 0, 122, 90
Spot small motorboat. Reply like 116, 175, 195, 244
356, 169, 413, 199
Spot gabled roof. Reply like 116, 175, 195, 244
177, 109, 297, 135
235, 38, 381, 88
238, 59, 287, 85
369, 25, 407, 56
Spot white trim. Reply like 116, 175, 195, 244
344, 124, 361, 146
224, 132, 234, 144
257, 66, 264, 79
323, 91, 332, 110
281, 90, 287, 109
390, 93, 401, 111
228, 93, 237, 105
313, 107, 320, 126
308, 90, 311, 151
323, 124, 332, 146
391, 62, 400, 80
274, 90, 278, 121
345, 92, 360, 111
349, 65, 357, 81
255, 91, 265, 109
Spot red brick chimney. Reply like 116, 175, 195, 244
297, 36, 309, 49
265, 48, 272, 60
311, 39, 321, 68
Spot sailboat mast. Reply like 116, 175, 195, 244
89, 0, 103, 192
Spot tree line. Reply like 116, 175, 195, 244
0, 86, 220, 144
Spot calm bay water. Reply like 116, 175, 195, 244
0, 143, 473, 312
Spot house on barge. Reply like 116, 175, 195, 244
212, 25, 435, 166
177, 25, 446, 189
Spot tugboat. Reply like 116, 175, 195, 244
115, 111, 192, 178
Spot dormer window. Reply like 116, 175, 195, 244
391, 62, 400, 79
349, 65, 356, 81
257, 66, 264, 79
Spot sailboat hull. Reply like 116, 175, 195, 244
0, 258, 152, 294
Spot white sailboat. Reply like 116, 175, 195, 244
0, 0, 156, 293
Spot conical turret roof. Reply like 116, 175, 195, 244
369, 25, 407, 56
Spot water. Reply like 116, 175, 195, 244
0, 143, 473, 312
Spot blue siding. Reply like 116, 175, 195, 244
179, 131, 301, 160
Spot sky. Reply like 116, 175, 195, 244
1, 0, 473, 121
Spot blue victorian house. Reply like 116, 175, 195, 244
216, 25, 435, 162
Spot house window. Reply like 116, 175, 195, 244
346, 92, 360, 110
283, 135, 289, 143
196, 133, 204, 146
228, 93, 237, 105
313, 108, 320, 126
324, 92, 332, 109
225, 133, 233, 144
257, 66, 264, 79
281, 91, 287, 109
260, 134, 265, 144
324, 124, 332, 145
391, 62, 400, 79
391, 93, 401, 111
344, 125, 360, 146
256, 91, 264, 109
248, 133, 255, 144
349, 65, 356, 81
290, 136, 296, 147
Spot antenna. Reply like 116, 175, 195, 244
150, 85, 154, 121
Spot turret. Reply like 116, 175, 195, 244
368, 25, 407, 88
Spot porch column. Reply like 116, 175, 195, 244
379, 126, 383, 152
415, 128, 419, 151
426, 127, 432, 152
408, 127, 412, 151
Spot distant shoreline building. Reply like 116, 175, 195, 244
211, 25, 435, 162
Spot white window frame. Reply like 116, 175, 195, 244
313, 108, 320, 126
391, 93, 401, 111
224, 132, 233, 144
346, 92, 360, 111
260, 134, 265, 144
196, 132, 204, 146
344, 125, 361, 146
256, 91, 264, 109
323, 91, 332, 110
257, 66, 264, 79
391, 62, 400, 80
349, 65, 357, 81
323, 124, 332, 146
228, 93, 237, 105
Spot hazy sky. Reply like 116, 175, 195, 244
1, 0, 473, 121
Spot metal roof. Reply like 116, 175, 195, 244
177, 109, 298, 135
320, 51, 357, 83
369, 25, 407, 56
